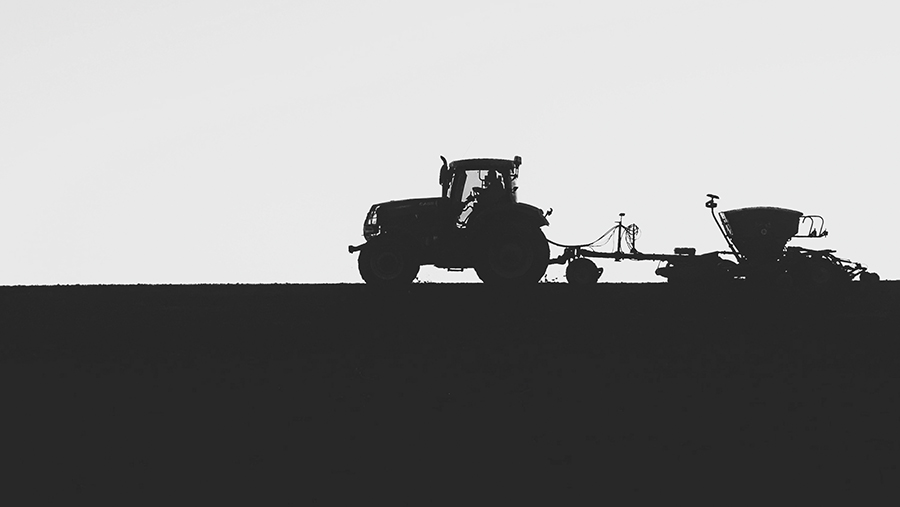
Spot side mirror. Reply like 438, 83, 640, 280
439, 156, 449, 185
513, 155, 522, 167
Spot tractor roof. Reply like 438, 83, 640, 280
449, 158, 518, 171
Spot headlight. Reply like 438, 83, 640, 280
363, 206, 380, 237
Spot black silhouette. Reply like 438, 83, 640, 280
477, 169, 506, 207
350, 155, 878, 289
549, 193, 879, 288
349, 155, 550, 286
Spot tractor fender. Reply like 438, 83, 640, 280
470, 203, 549, 234
514, 203, 551, 227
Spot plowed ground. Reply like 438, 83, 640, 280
2, 282, 898, 501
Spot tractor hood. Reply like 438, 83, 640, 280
364, 197, 443, 239
373, 197, 442, 217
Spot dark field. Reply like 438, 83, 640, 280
3, 282, 899, 502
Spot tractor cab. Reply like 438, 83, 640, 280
440, 156, 521, 226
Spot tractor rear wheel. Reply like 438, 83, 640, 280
475, 225, 550, 286
358, 237, 419, 287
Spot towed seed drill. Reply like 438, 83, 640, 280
349, 155, 878, 287
549, 194, 879, 287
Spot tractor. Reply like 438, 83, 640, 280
348, 156, 551, 286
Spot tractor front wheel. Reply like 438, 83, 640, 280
358, 237, 419, 287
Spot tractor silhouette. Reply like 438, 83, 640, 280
349, 156, 550, 286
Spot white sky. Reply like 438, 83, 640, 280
2, 0, 897, 284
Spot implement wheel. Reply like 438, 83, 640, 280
358, 236, 419, 287
803, 255, 850, 288
782, 254, 850, 292
860, 271, 880, 283
566, 258, 601, 285
475, 225, 549, 286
